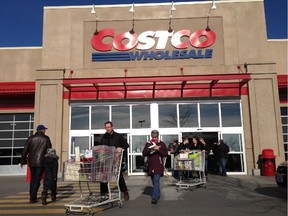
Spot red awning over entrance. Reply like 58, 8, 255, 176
63, 73, 251, 100
0, 82, 35, 110
277, 74, 288, 89
0, 82, 35, 94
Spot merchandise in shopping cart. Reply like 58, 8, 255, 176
63, 147, 123, 216
173, 150, 206, 190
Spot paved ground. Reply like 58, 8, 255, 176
0, 174, 286, 216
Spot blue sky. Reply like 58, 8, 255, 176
0, 0, 286, 47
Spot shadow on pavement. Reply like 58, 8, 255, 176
255, 187, 287, 200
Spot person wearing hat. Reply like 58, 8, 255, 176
21, 124, 52, 203
142, 130, 168, 204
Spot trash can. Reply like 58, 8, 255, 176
261, 149, 276, 176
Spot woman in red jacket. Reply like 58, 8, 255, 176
142, 130, 168, 204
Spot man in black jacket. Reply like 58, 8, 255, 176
99, 121, 130, 201
215, 139, 230, 176
21, 124, 52, 203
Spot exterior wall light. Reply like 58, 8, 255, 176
206, 0, 217, 31
91, 5, 99, 35
168, 1, 176, 33
129, 3, 135, 34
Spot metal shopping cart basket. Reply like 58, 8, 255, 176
63, 150, 123, 215
173, 151, 206, 190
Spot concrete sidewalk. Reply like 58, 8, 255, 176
115, 174, 287, 216
0, 174, 286, 216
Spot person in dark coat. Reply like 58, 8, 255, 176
215, 139, 230, 176
199, 137, 210, 179
190, 136, 203, 150
176, 137, 191, 155
98, 121, 130, 201
41, 148, 59, 205
142, 130, 168, 204
21, 124, 52, 203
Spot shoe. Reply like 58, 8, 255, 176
30, 199, 37, 203
41, 192, 47, 205
151, 199, 158, 204
220, 174, 227, 176
124, 191, 129, 201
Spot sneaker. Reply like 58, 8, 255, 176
124, 191, 129, 201
151, 199, 158, 204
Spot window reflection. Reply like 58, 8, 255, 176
0, 113, 34, 165
221, 103, 241, 127
179, 104, 198, 127
132, 105, 150, 128
112, 106, 130, 129
131, 135, 148, 153
71, 107, 89, 130
159, 104, 177, 128
200, 104, 219, 127
222, 134, 242, 152
91, 106, 109, 129
71, 136, 89, 154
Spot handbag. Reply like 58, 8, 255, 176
143, 156, 149, 173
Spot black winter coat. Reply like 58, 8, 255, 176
44, 156, 59, 192
215, 143, 230, 159
99, 131, 129, 149
21, 132, 52, 167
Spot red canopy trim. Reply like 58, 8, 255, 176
277, 75, 288, 89
63, 74, 251, 100
0, 82, 35, 94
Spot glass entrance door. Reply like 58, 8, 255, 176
128, 134, 150, 175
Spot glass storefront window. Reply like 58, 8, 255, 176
179, 104, 198, 127
200, 104, 219, 127
0, 123, 13, 130
0, 114, 14, 121
221, 103, 242, 127
112, 106, 130, 129
0, 113, 34, 165
160, 134, 178, 171
222, 133, 242, 152
71, 136, 89, 155
227, 154, 244, 172
131, 135, 148, 153
69, 101, 245, 174
281, 107, 288, 160
71, 107, 89, 130
159, 104, 177, 128
91, 106, 109, 129
132, 105, 150, 128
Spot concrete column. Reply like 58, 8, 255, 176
246, 64, 285, 175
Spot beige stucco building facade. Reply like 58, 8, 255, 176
0, 0, 287, 175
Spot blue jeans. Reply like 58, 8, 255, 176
205, 159, 208, 177
30, 167, 44, 201
151, 174, 161, 200
219, 158, 228, 176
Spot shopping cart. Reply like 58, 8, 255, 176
63, 150, 123, 215
173, 150, 206, 190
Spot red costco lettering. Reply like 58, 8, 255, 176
91, 28, 216, 51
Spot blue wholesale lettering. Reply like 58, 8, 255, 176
129, 49, 213, 61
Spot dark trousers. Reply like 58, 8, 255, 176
30, 167, 44, 201
100, 172, 127, 193
219, 157, 228, 175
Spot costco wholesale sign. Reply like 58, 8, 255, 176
91, 28, 216, 61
